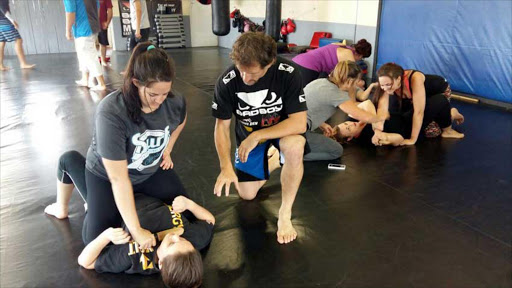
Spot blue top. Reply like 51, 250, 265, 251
63, 0, 100, 38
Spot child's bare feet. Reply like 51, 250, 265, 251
0, 66, 11, 71
441, 127, 464, 138
44, 203, 69, 219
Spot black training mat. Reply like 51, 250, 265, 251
0, 47, 511, 287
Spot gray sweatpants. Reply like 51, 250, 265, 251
303, 131, 343, 161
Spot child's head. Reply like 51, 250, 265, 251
157, 233, 203, 288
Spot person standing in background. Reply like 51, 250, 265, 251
98, 0, 113, 66
129, 0, 150, 50
64, 0, 107, 91
0, 0, 35, 70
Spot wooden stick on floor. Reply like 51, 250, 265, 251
451, 93, 480, 104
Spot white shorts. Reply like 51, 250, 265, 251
74, 34, 102, 78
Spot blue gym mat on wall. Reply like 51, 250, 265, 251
376, 0, 512, 104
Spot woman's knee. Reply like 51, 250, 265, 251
59, 150, 83, 169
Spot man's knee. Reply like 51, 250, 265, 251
280, 136, 306, 162
239, 189, 258, 201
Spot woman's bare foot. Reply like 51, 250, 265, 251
44, 203, 69, 219
0, 66, 11, 71
451, 108, 464, 125
277, 212, 297, 244
20, 63, 36, 69
441, 127, 464, 138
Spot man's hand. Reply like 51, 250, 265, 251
238, 134, 259, 163
66, 30, 73, 41
172, 196, 190, 213
102, 21, 108, 30
104, 228, 131, 245
214, 168, 239, 197
160, 150, 173, 170
135, 29, 141, 39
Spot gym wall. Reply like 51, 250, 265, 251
377, 0, 512, 104
4, 0, 75, 56
216, 0, 380, 77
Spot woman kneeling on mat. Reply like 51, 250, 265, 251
46, 42, 188, 250
292, 39, 372, 88
45, 151, 214, 288
303, 61, 386, 161
372, 62, 464, 145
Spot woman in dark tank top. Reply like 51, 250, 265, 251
372, 63, 465, 145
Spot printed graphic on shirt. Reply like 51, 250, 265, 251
223, 70, 236, 84
278, 63, 295, 73
212, 101, 218, 110
235, 89, 283, 117
128, 126, 170, 171
167, 205, 184, 228
127, 242, 156, 271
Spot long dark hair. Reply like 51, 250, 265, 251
122, 42, 176, 123
372, 62, 404, 107
353, 39, 372, 58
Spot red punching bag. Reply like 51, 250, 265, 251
197, 0, 211, 4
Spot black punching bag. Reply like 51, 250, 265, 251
212, 0, 230, 36
265, 0, 281, 41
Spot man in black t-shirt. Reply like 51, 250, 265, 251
212, 32, 308, 245
78, 194, 214, 288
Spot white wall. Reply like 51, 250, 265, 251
187, 0, 218, 47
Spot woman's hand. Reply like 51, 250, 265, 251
319, 123, 335, 137
131, 227, 156, 250
104, 228, 131, 245
160, 149, 173, 170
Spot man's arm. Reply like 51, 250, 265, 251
213, 118, 239, 196
106, 7, 113, 26
237, 111, 306, 163
78, 228, 130, 269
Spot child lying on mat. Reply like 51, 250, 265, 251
78, 194, 214, 288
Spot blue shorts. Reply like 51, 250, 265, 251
235, 139, 281, 182
0, 23, 21, 42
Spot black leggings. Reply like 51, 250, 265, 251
57, 151, 190, 244
401, 93, 452, 140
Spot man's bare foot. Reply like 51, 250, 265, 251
44, 203, 69, 219
0, 66, 11, 71
20, 64, 36, 69
277, 216, 297, 244
451, 108, 465, 125
441, 127, 464, 139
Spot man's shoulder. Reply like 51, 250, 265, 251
216, 64, 238, 87
274, 57, 301, 78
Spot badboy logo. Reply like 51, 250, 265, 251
223, 70, 236, 84
128, 126, 170, 171
278, 63, 294, 73
236, 89, 283, 117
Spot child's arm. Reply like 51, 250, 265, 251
172, 196, 215, 225
78, 228, 131, 269
356, 82, 378, 102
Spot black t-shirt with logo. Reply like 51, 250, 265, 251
94, 195, 214, 274
212, 57, 307, 146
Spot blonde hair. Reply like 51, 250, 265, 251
328, 61, 361, 87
